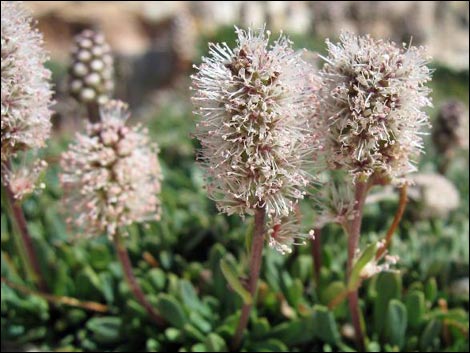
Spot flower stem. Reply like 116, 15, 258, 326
376, 184, 408, 259
87, 101, 101, 123
2, 183, 48, 292
346, 180, 369, 351
112, 231, 165, 326
1, 277, 108, 312
311, 227, 322, 283
231, 207, 266, 351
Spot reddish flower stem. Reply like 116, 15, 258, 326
113, 232, 165, 326
231, 207, 266, 351
1, 277, 107, 312
3, 180, 48, 292
311, 227, 322, 283
346, 180, 369, 351
86, 101, 101, 123
376, 184, 408, 259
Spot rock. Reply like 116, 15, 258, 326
408, 173, 460, 219
449, 278, 470, 297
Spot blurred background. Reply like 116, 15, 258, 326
2, 1, 469, 352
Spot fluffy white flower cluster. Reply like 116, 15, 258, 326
192, 27, 319, 253
60, 101, 162, 237
1, 1, 53, 159
1, 1, 53, 198
319, 32, 432, 184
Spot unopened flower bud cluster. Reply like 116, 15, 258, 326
69, 29, 114, 105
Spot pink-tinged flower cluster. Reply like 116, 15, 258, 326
192, 26, 319, 221
191, 26, 320, 254
267, 215, 315, 255
4, 159, 47, 200
1, 1, 53, 160
319, 32, 432, 184
60, 101, 162, 238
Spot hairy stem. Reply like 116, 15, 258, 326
231, 207, 266, 351
2, 182, 48, 292
346, 180, 369, 351
112, 232, 165, 326
311, 227, 322, 283
376, 184, 408, 259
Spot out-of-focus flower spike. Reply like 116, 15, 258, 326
69, 29, 114, 106
60, 100, 162, 238
1, 1, 54, 198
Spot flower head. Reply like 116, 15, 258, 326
2, 155, 47, 200
170, 7, 198, 68
1, 1, 53, 160
191, 26, 319, 218
267, 215, 315, 255
69, 29, 114, 105
319, 32, 432, 184
432, 100, 469, 156
60, 100, 162, 238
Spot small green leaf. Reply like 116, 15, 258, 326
249, 338, 289, 352
384, 299, 407, 349
156, 294, 187, 329
184, 323, 207, 342
99, 272, 114, 304
420, 319, 442, 351
348, 243, 377, 290
292, 255, 313, 283
374, 272, 402, 336
148, 268, 166, 291
252, 317, 271, 338
268, 316, 315, 346
165, 327, 182, 342
146, 338, 161, 351
86, 316, 122, 345
191, 343, 209, 352
204, 333, 228, 352
312, 305, 340, 345
220, 258, 252, 305
189, 311, 212, 333
406, 291, 425, 329
180, 280, 211, 317
424, 277, 438, 303
321, 281, 346, 306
